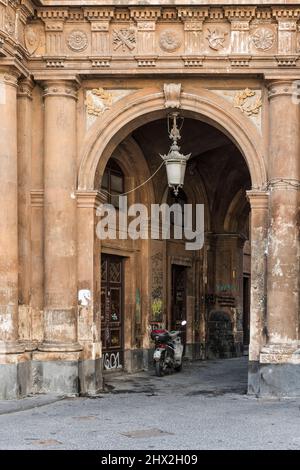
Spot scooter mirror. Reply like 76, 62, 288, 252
181, 320, 187, 326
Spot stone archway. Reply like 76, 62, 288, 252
77, 85, 268, 390
78, 86, 267, 191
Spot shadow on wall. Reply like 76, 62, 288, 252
207, 310, 235, 359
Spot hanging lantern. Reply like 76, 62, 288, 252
160, 112, 191, 196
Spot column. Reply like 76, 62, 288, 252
246, 190, 268, 394
77, 190, 103, 394
0, 69, 24, 354
17, 78, 35, 350
39, 80, 81, 352
266, 81, 299, 348
259, 80, 300, 396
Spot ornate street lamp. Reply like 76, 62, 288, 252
160, 112, 191, 196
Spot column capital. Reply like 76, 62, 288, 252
246, 190, 269, 209
76, 190, 106, 209
17, 77, 34, 99
0, 68, 20, 88
267, 80, 297, 99
41, 79, 80, 99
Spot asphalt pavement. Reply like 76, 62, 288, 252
0, 357, 299, 450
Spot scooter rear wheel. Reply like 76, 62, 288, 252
155, 361, 164, 377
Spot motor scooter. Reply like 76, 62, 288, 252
151, 320, 186, 377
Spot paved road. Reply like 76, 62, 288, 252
0, 357, 300, 450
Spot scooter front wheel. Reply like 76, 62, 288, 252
174, 363, 182, 372
155, 360, 165, 377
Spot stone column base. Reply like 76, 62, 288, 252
31, 349, 104, 396
0, 352, 31, 399
78, 342, 103, 395
32, 351, 82, 395
248, 344, 300, 397
79, 358, 103, 395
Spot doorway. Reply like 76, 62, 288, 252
101, 254, 124, 370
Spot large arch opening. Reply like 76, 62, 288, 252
78, 88, 267, 389
93, 116, 251, 383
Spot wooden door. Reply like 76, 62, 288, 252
101, 255, 123, 370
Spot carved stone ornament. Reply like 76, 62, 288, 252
234, 89, 262, 116
85, 88, 113, 117
159, 30, 182, 52
4, 11, 15, 36
25, 26, 40, 55
163, 83, 182, 109
206, 28, 228, 51
251, 27, 275, 51
67, 30, 88, 52
113, 29, 136, 52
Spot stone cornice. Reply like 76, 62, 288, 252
32, 1, 300, 6
129, 8, 161, 21
272, 8, 300, 20
177, 7, 209, 21
224, 7, 256, 21
34, 6, 299, 23
83, 8, 114, 22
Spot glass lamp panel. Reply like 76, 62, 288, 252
166, 161, 186, 186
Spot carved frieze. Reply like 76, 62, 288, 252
67, 29, 88, 52
5, 5, 300, 74
91, 22, 109, 32
137, 22, 155, 32
112, 28, 136, 52
159, 29, 182, 53
206, 28, 228, 51
251, 27, 275, 51
182, 21, 203, 55
184, 22, 203, 32
45, 21, 63, 32
272, 9, 300, 55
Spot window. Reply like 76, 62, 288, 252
101, 159, 124, 208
